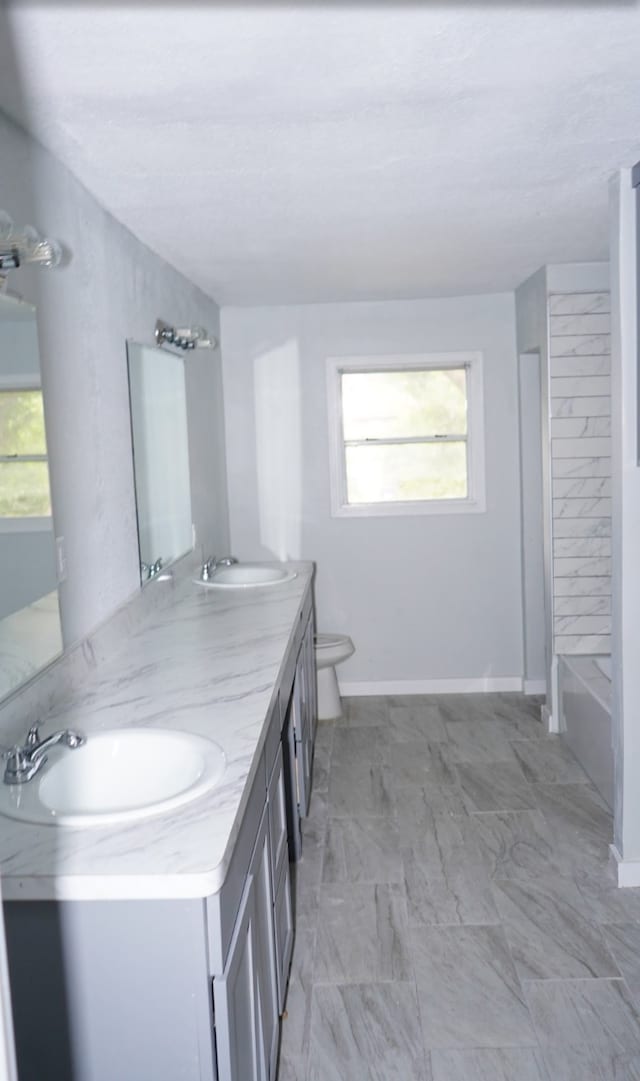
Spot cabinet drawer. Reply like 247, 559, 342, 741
267, 745, 288, 895
273, 857, 294, 1014
206, 749, 266, 975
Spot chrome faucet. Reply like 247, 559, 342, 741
3, 723, 85, 785
141, 557, 164, 581
200, 555, 238, 581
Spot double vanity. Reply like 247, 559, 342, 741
0, 560, 318, 1081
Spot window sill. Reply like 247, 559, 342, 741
330, 497, 486, 518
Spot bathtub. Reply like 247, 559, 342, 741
558, 654, 613, 810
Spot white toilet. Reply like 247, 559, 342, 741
314, 633, 355, 719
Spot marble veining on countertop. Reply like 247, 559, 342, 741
0, 563, 313, 902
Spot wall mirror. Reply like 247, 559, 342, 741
127, 341, 193, 584
0, 293, 62, 700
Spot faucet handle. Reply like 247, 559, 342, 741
201, 556, 215, 581
3, 746, 30, 783
26, 724, 41, 748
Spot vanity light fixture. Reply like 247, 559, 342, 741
154, 319, 217, 351
0, 212, 62, 272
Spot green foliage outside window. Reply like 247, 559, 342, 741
341, 368, 469, 504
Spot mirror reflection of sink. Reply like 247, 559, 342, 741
198, 565, 297, 589
0, 728, 226, 828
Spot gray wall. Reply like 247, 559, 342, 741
0, 110, 230, 647
222, 293, 526, 688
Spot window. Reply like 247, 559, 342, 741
326, 352, 485, 517
0, 386, 52, 520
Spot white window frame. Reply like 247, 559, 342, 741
326, 351, 486, 518
0, 374, 52, 534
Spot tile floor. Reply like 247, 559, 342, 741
278, 694, 640, 1081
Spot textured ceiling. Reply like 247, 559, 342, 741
1, 4, 640, 305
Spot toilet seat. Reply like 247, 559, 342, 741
315, 633, 350, 650
314, 633, 355, 671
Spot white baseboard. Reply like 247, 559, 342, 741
339, 677, 524, 696
610, 845, 640, 888
523, 679, 547, 696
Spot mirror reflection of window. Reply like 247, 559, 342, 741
0, 295, 62, 700
127, 341, 193, 583
0, 388, 52, 516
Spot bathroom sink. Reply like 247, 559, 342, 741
0, 728, 226, 828
198, 564, 297, 588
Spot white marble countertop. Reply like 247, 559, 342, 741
0, 563, 312, 902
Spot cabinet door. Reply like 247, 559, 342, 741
213, 874, 264, 1081
273, 858, 294, 1013
268, 745, 288, 896
292, 659, 312, 818
249, 805, 280, 1081
214, 811, 279, 1081
304, 616, 318, 744
282, 693, 302, 861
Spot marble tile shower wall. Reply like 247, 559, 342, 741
549, 291, 611, 656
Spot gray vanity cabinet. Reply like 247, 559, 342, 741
4, 596, 317, 1081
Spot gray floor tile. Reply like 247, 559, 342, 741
328, 763, 393, 818
437, 694, 543, 735
445, 720, 518, 765
541, 1047, 640, 1081
297, 816, 326, 885
431, 1047, 548, 1081
511, 739, 590, 784
393, 779, 467, 821
280, 930, 316, 1065
323, 815, 403, 885
380, 740, 457, 789
411, 925, 536, 1049
282, 694, 639, 1081
314, 719, 335, 751
602, 925, 640, 1002
339, 696, 388, 726
525, 978, 640, 1053
472, 810, 561, 884
539, 1044, 640, 1080
332, 726, 382, 764
293, 882, 320, 933
533, 782, 613, 861
432, 695, 488, 724
277, 1057, 307, 1081
493, 877, 621, 980
573, 862, 640, 925
311, 743, 331, 793
314, 883, 412, 983
307, 982, 431, 1081
386, 702, 448, 742
403, 815, 499, 926
456, 762, 537, 813
306, 787, 329, 824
